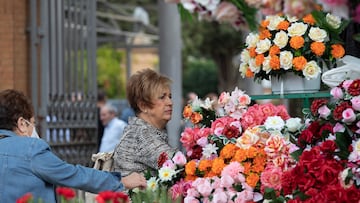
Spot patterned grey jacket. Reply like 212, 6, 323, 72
113, 116, 177, 176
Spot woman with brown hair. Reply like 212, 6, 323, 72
113, 68, 178, 176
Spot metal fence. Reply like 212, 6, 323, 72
29, 0, 98, 166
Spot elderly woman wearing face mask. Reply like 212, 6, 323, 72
0, 89, 147, 203
113, 68, 178, 176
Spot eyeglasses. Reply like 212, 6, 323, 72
23, 119, 36, 127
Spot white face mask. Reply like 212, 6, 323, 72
31, 127, 40, 138
23, 119, 40, 138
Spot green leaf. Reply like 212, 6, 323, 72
290, 149, 303, 161
229, 0, 258, 31
293, 189, 310, 201
334, 132, 352, 159
263, 187, 277, 200
354, 33, 360, 42
178, 4, 193, 22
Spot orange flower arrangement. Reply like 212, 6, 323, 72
184, 142, 268, 188
239, 10, 349, 81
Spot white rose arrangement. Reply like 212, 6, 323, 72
239, 10, 349, 82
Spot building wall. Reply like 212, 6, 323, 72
0, 0, 29, 96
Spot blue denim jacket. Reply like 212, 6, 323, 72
0, 129, 124, 203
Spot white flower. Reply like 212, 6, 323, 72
349, 139, 360, 162
181, 1, 197, 12
308, 27, 327, 42
158, 167, 176, 182
201, 97, 213, 110
264, 116, 285, 130
240, 49, 250, 63
279, 51, 293, 70
239, 62, 249, 78
195, 0, 220, 11
273, 31, 289, 49
202, 143, 218, 158
245, 32, 259, 47
147, 177, 159, 192
255, 38, 271, 54
190, 97, 202, 110
262, 56, 271, 74
285, 117, 302, 132
286, 15, 298, 23
230, 86, 245, 99
266, 15, 284, 31
287, 22, 308, 37
302, 60, 321, 79
339, 168, 354, 189
249, 58, 261, 73
326, 13, 341, 29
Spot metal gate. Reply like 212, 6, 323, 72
29, 0, 98, 166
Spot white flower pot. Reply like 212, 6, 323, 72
271, 73, 321, 94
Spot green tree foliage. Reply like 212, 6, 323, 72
182, 19, 244, 92
97, 45, 126, 98
183, 57, 218, 99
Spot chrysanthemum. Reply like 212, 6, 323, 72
202, 143, 219, 159
147, 177, 159, 192
158, 167, 176, 182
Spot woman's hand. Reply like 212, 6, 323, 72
121, 172, 147, 190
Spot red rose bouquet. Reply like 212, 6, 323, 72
267, 78, 360, 202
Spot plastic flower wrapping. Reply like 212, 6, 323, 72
239, 10, 349, 82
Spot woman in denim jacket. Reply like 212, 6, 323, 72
0, 89, 146, 203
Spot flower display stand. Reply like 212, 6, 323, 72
271, 73, 321, 94
250, 91, 331, 108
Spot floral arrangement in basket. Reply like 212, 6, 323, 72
239, 10, 349, 82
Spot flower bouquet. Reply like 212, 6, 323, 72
130, 151, 188, 203
182, 120, 300, 202
143, 87, 307, 202
239, 10, 349, 82
261, 79, 360, 202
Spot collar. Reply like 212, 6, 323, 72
0, 129, 18, 138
